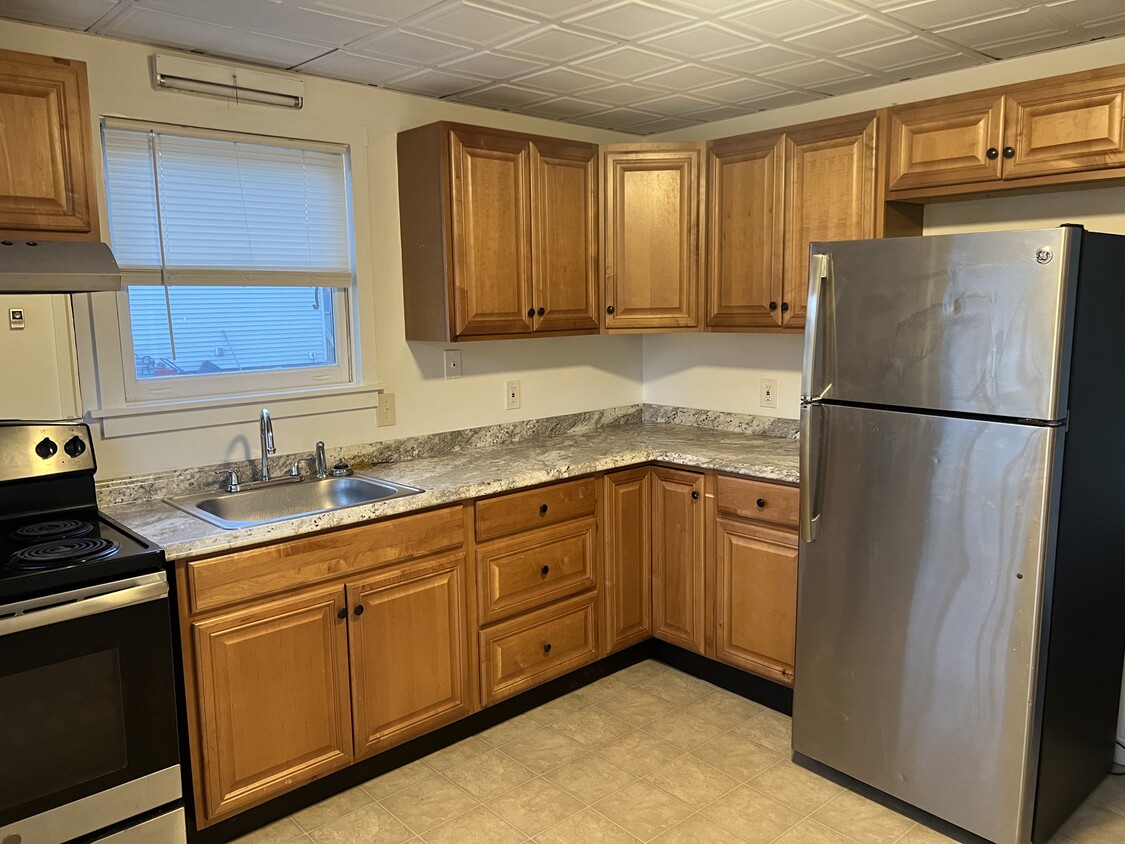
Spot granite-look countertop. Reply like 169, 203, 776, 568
103, 419, 799, 562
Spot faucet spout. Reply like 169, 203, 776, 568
260, 408, 276, 482
315, 441, 328, 479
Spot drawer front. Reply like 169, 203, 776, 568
475, 478, 597, 542
187, 506, 465, 614
479, 592, 597, 705
716, 475, 799, 528
478, 518, 597, 624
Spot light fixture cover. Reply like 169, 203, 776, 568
152, 54, 304, 109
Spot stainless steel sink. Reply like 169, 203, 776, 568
164, 475, 423, 529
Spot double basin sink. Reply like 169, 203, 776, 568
165, 475, 423, 530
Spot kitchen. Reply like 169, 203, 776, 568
2, 1, 1125, 842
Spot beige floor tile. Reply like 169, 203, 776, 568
1056, 801, 1125, 844
444, 749, 534, 801
651, 812, 745, 843
702, 784, 803, 843
501, 727, 587, 774
612, 660, 671, 685
292, 786, 374, 832
479, 713, 542, 748
681, 689, 767, 730
543, 752, 637, 803
691, 733, 783, 781
487, 777, 584, 836
307, 803, 412, 844
380, 775, 479, 834
534, 808, 640, 843
579, 674, 636, 702
362, 760, 438, 800
420, 805, 527, 844
597, 729, 684, 776
1085, 775, 1125, 819
636, 670, 714, 706
232, 817, 307, 843
731, 709, 793, 755
894, 823, 960, 843
811, 789, 915, 844
771, 818, 855, 844
644, 755, 739, 809
640, 711, 726, 752
748, 758, 843, 815
551, 706, 632, 748
527, 692, 592, 724
594, 780, 694, 841
425, 736, 490, 772
596, 687, 678, 726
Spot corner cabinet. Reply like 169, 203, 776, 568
398, 122, 598, 341
0, 48, 99, 240
602, 467, 652, 654
651, 467, 705, 653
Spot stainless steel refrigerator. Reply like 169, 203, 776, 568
793, 226, 1125, 844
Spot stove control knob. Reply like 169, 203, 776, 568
35, 437, 58, 459
64, 436, 87, 458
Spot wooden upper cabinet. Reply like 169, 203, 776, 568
398, 122, 598, 341
887, 93, 1005, 191
706, 134, 785, 329
603, 145, 701, 331
651, 467, 705, 654
0, 48, 99, 240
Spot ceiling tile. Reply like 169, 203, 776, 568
638, 62, 737, 89
450, 82, 551, 107
628, 115, 704, 134
497, 25, 615, 60
245, 1, 387, 46
1046, 0, 1125, 27
682, 102, 760, 122
389, 68, 488, 96
842, 35, 958, 72
95, 5, 236, 52
518, 66, 613, 94
292, 49, 418, 84
633, 92, 722, 114
413, 1, 537, 44
891, 51, 985, 78
812, 74, 883, 95
878, 0, 1024, 31
520, 96, 605, 117
709, 43, 812, 74
761, 59, 863, 87
787, 15, 910, 53
640, 22, 753, 57
582, 81, 673, 105
571, 45, 679, 79
569, 105, 662, 128
308, 1, 445, 25
934, 7, 1069, 51
566, 1, 694, 40
0, 0, 117, 30
743, 88, 827, 109
724, 0, 852, 38
349, 29, 473, 63
230, 32, 331, 67
439, 50, 547, 77
979, 28, 1095, 58
489, 0, 604, 18
695, 75, 786, 102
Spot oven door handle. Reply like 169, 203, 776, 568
0, 574, 168, 637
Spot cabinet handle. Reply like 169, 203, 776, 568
606, 305, 615, 314
1003, 146, 1015, 159
986, 147, 999, 160
539, 503, 549, 515
527, 308, 535, 318
691, 490, 699, 500
543, 643, 553, 655
353, 604, 364, 617
337, 607, 347, 620
537, 307, 545, 317
781, 302, 789, 312
769, 301, 777, 311
541, 565, 550, 577
756, 498, 766, 509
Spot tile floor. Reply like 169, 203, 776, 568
233, 660, 1125, 844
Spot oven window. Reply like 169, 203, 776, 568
0, 649, 129, 811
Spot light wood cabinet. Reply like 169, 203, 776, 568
602, 144, 701, 331
651, 467, 705, 653
398, 122, 598, 341
0, 48, 99, 240
192, 585, 353, 822
602, 468, 652, 654
887, 93, 1004, 191
706, 114, 877, 331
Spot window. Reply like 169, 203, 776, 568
100, 121, 355, 403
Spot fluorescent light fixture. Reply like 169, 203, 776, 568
152, 54, 304, 109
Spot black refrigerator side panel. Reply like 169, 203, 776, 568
1033, 231, 1125, 842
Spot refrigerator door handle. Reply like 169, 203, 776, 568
802, 254, 833, 402
800, 403, 823, 542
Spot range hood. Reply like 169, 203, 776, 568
0, 239, 121, 293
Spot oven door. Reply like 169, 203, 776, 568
0, 572, 182, 843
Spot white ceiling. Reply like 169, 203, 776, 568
2, 0, 1123, 133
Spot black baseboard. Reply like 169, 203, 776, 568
187, 641, 790, 843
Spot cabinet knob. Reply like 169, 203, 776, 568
769, 301, 777, 311
781, 302, 789, 312
986, 147, 999, 160
353, 604, 364, 617
539, 503, 549, 515
543, 643, 553, 655
606, 305, 615, 314
1003, 146, 1015, 159
756, 498, 766, 509
528, 308, 535, 318
541, 565, 550, 577
337, 607, 347, 620
537, 307, 545, 317
691, 490, 699, 500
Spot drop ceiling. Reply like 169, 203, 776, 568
2, 0, 1123, 133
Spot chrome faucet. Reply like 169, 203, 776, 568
315, 441, 328, 479
259, 408, 275, 482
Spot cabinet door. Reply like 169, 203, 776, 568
531, 139, 599, 332
602, 468, 651, 654
1005, 79, 1125, 179
651, 467, 705, 653
715, 517, 797, 686
603, 146, 700, 330
450, 128, 533, 337
192, 585, 352, 822
0, 49, 97, 238
348, 553, 472, 758
784, 115, 877, 329
887, 94, 1004, 191
706, 133, 785, 329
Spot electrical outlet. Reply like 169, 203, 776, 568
760, 378, 778, 409
377, 392, 396, 427
444, 349, 462, 379
505, 380, 521, 411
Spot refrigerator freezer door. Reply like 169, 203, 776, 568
793, 403, 1060, 844
802, 228, 1078, 421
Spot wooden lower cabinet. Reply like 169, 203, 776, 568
192, 585, 353, 822
348, 553, 474, 758
651, 467, 705, 653
602, 468, 652, 654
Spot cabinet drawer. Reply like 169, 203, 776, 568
186, 506, 465, 614
475, 478, 596, 542
716, 475, 798, 528
479, 591, 597, 705
478, 518, 596, 624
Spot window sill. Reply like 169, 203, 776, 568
88, 383, 383, 438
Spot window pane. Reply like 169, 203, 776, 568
128, 286, 338, 380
